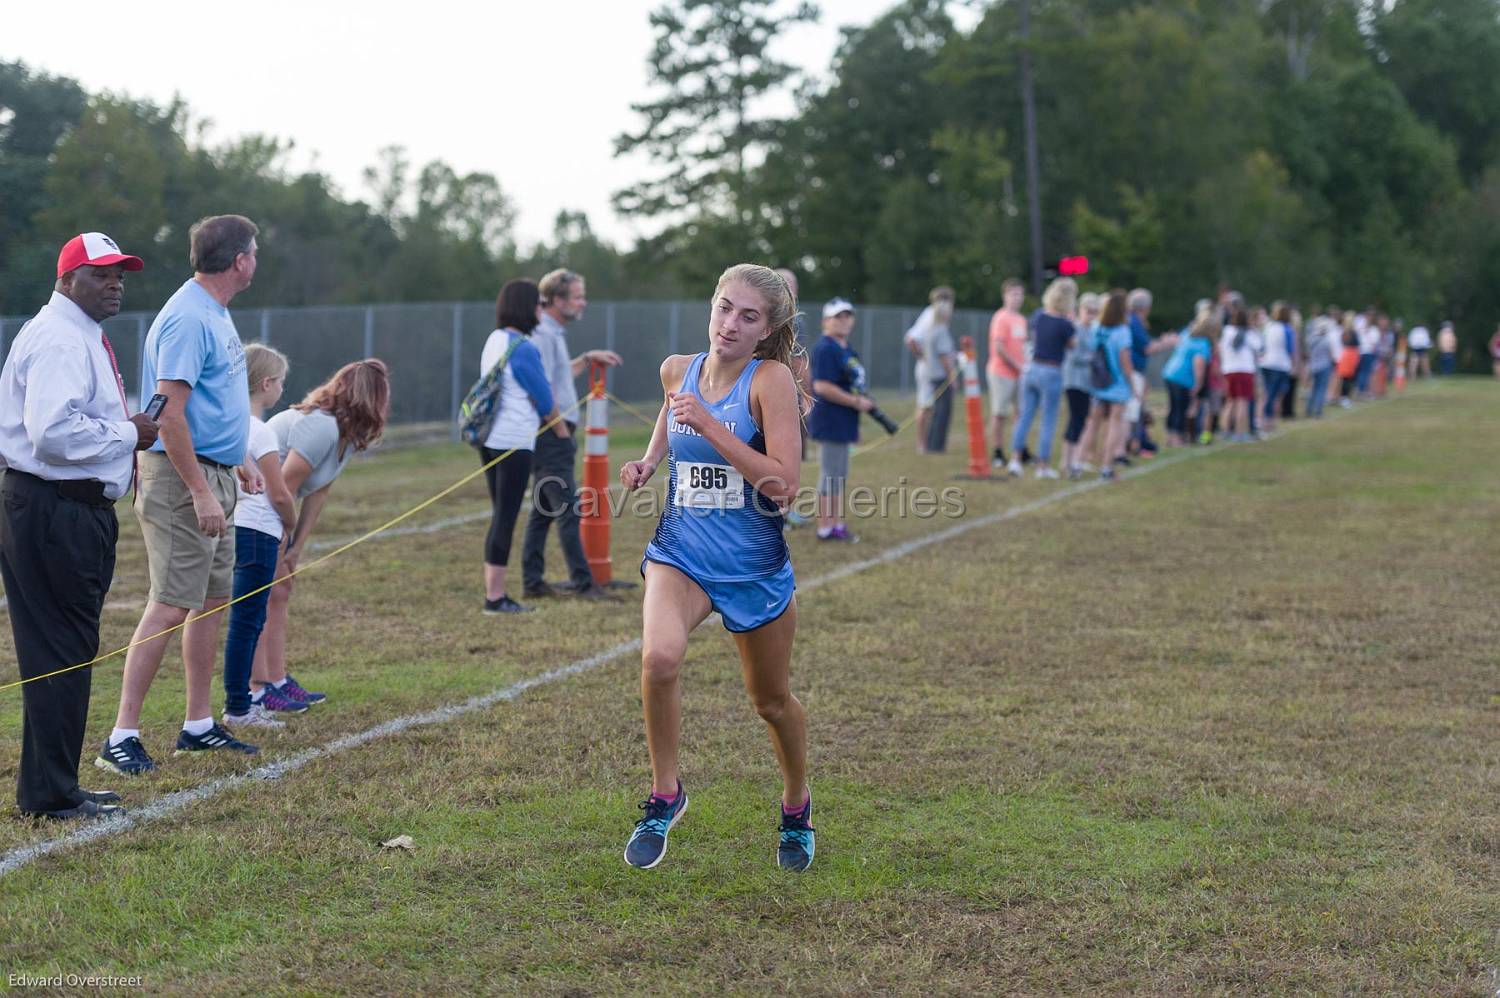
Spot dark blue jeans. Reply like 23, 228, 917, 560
1355, 353, 1377, 393
1261, 368, 1291, 419
1306, 369, 1332, 417
223, 526, 281, 716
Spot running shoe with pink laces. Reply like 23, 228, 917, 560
257, 684, 310, 713
280, 673, 327, 705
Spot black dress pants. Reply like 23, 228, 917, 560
0, 471, 117, 814
521, 424, 594, 590
924, 378, 955, 453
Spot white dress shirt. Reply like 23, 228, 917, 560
0, 291, 138, 499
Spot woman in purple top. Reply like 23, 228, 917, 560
1006, 278, 1077, 480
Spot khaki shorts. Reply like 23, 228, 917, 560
987, 371, 1018, 418
914, 361, 933, 408
136, 451, 238, 609
1125, 371, 1146, 423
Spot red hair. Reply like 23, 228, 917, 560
293, 358, 390, 458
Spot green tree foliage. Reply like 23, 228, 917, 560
613, 0, 819, 283
9, 0, 1500, 368
0, 63, 86, 306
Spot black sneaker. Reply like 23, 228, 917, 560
521, 581, 558, 599
483, 595, 532, 614
777, 796, 816, 872
95, 736, 156, 776
173, 723, 258, 756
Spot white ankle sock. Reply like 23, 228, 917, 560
270, 678, 288, 689
182, 716, 214, 736
108, 728, 139, 747
250, 686, 266, 703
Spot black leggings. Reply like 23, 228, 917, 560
1165, 382, 1193, 435
482, 446, 534, 566
1063, 388, 1091, 444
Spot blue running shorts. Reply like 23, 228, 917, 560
642, 557, 796, 633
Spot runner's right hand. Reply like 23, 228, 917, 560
620, 460, 657, 490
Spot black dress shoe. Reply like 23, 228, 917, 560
522, 581, 558, 599
37, 799, 125, 821
569, 584, 621, 602
83, 789, 122, 804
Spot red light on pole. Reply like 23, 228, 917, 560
1058, 255, 1089, 277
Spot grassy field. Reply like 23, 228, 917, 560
1, 380, 1497, 994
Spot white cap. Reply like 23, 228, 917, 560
822, 297, 855, 319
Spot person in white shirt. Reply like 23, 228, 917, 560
0, 232, 159, 820
1406, 323, 1432, 380
221, 344, 301, 729
480, 279, 562, 614
903, 286, 955, 454
1258, 303, 1296, 432
1219, 304, 1260, 442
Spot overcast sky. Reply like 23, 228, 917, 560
2, 1, 976, 248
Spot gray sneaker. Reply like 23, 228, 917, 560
222, 704, 287, 730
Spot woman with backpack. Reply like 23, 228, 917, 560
474, 278, 563, 614
1061, 292, 1101, 479
1087, 290, 1136, 481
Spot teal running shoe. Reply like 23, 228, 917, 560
624, 783, 687, 869
777, 796, 815, 872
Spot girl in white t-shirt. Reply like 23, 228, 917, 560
222, 344, 301, 730
1219, 305, 1261, 441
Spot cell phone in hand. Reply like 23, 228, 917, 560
144, 393, 168, 421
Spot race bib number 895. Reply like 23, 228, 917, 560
675, 461, 744, 510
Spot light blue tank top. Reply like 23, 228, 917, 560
644, 353, 789, 581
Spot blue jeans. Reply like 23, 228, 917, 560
223, 526, 281, 716
1011, 364, 1064, 464
1354, 353, 1377, 393
1306, 368, 1332, 417
1261, 368, 1290, 418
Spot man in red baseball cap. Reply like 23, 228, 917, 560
56, 231, 145, 279
0, 232, 158, 820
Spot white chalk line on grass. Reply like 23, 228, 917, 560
0, 408, 1360, 878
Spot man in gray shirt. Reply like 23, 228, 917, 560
921, 302, 957, 454
523, 269, 621, 600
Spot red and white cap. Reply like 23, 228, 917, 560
56, 232, 144, 278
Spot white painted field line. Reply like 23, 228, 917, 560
0, 414, 1342, 878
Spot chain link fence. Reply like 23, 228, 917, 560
0, 300, 1007, 434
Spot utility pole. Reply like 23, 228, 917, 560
1020, 0, 1044, 296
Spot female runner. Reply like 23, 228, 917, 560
618, 263, 812, 872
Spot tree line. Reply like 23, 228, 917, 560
4, 0, 1500, 366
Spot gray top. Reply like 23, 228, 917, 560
921, 323, 955, 378
531, 312, 578, 423
1062, 322, 1099, 392
267, 407, 350, 498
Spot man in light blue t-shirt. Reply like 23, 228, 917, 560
102, 214, 264, 777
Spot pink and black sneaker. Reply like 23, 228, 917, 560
257, 684, 309, 713
280, 673, 327, 706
